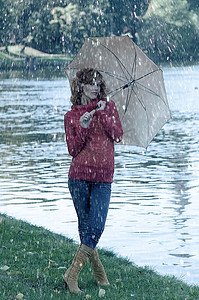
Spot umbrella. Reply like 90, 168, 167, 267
66, 35, 171, 148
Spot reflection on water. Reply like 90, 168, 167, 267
0, 65, 199, 285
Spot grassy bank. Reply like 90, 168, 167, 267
0, 214, 199, 300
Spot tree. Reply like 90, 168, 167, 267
48, 0, 151, 54
102, 0, 150, 41
137, 0, 199, 62
0, 0, 70, 53
0, 0, 151, 54
49, 0, 111, 54
0, 0, 16, 46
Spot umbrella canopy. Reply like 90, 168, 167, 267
66, 35, 171, 148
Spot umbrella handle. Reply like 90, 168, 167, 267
90, 101, 104, 117
90, 109, 97, 117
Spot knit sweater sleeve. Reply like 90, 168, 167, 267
95, 100, 123, 143
64, 112, 88, 157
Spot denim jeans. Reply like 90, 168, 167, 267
68, 178, 111, 249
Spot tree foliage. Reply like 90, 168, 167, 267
0, 0, 198, 62
137, 0, 199, 62
0, 0, 149, 54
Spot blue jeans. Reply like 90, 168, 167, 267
68, 178, 111, 249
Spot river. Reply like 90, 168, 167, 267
0, 65, 199, 285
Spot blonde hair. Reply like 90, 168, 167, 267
70, 68, 107, 105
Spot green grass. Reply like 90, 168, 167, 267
0, 214, 199, 300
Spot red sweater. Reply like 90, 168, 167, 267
64, 98, 123, 183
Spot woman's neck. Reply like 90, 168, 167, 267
81, 94, 91, 105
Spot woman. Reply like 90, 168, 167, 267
64, 68, 123, 294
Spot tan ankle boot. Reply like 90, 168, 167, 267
63, 244, 93, 294
89, 247, 110, 286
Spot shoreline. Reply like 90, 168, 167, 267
1, 45, 199, 75
0, 45, 71, 76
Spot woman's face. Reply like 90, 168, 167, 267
83, 79, 101, 100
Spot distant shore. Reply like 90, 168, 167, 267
0, 45, 71, 71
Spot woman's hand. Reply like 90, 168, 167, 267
80, 112, 92, 128
79, 101, 106, 128
97, 100, 106, 111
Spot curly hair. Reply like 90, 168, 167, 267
70, 68, 107, 105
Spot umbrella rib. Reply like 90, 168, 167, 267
136, 82, 161, 97
135, 82, 168, 107
89, 37, 133, 82
105, 69, 166, 103
98, 70, 128, 83
136, 69, 160, 81
121, 85, 135, 120
130, 41, 137, 82
107, 88, 122, 99
133, 88, 150, 143
121, 86, 150, 145
135, 69, 168, 107
107, 85, 133, 111
107, 82, 134, 98
132, 88, 147, 111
